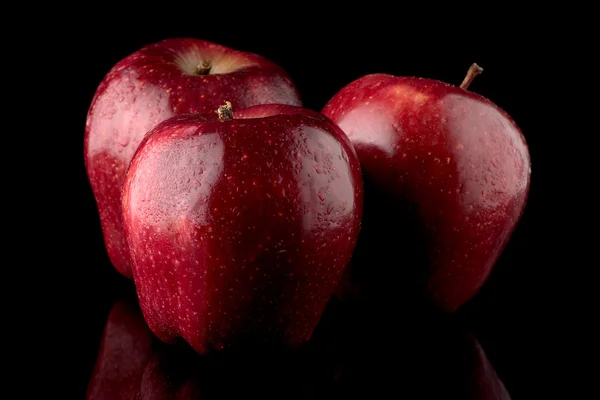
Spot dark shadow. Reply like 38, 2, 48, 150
343, 174, 434, 312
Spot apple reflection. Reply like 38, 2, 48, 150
87, 294, 510, 399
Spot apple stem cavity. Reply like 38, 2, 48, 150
460, 63, 483, 90
195, 60, 211, 75
218, 101, 234, 121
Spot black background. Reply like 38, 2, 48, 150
33, 8, 588, 399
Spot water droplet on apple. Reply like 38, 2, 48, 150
116, 130, 130, 147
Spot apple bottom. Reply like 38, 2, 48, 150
347, 176, 523, 313
132, 221, 353, 353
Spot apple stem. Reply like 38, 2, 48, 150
218, 101, 233, 121
460, 63, 483, 90
195, 60, 211, 75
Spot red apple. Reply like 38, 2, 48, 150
122, 103, 363, 353
86, 298, 154, 400
322, 64, 530, 312
85, 38, 302, 278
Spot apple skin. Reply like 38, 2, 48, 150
86, 298, 154, 400
122, 104, 363, 353
85, 38, 302, 278
322, 73, 530, 312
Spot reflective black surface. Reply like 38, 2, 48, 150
86, 283, 511, 399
